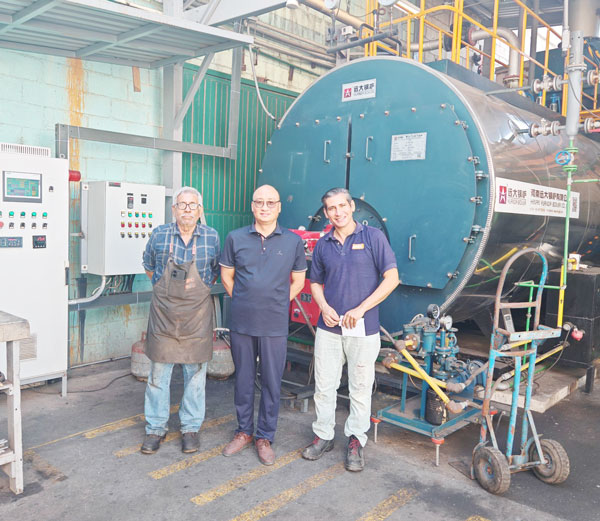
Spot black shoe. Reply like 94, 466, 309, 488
182, 432, 200, 453
301, 435, 334, 461
345, 435, 364, 472
141, 433, 166, 454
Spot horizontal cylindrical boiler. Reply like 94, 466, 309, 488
259, 57, 600, 331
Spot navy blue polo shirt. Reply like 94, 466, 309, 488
310, 222, 397, 336
220, 223, 307, 337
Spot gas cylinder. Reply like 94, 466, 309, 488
131, 331, 151, 381
207, 336, 235, 379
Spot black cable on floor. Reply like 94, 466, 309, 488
28, 372, 133, 394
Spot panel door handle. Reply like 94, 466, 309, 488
365, 135, 373, 161
323, 140, 331, 164
408, 234, 417, 261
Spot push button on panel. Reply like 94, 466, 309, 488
9, 211, 14, 218
42, 212, 48, 219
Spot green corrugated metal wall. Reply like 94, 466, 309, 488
182, 65, 298, 239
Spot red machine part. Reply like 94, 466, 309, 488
288, 227, 332, 326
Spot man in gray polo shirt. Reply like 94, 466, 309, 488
220, 184, 307, 465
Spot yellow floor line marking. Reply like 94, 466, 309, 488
229, 462, 345, 521
191, 449, 303, 506
27, 405, 180, 451
23, 450, 67, 483
149, 444, 227, 480
114, 414, 235, 458
355, 489, 416, 521
84, 418, 138, 439
465, 517, 492, 521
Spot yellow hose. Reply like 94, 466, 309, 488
388, 362, 448, 388
399, 346, 451, 404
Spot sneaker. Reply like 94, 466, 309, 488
141, 433, 166, 454
182, 432, 200, 453
255, 438, 275, 466
222, 432, 254, 457
345, 435, 364, 472
301, 436, 334, 461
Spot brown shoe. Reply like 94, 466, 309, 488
256, 438, 275, 466
222, 432, 254, 457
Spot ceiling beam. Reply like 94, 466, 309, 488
0, 0, 61, 35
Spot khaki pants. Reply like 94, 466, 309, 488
312, 328, 380, 447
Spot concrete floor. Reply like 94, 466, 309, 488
1, 357, 598, 521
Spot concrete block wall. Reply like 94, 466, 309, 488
0, 49, 162, 366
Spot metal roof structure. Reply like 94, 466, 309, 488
0, 0, 253, 68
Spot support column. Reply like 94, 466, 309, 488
162, 0, 184, 202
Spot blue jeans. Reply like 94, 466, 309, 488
144, 361, 207, 435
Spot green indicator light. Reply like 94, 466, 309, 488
32, 212, 37, 217
9, 211, 14, 217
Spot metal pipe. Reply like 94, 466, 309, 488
528, 0, 540, 85
302, 0, 400, 51
253, 35, 335, 68
68, 276, 107, 305
469, 27, 520, 87
564, 0, 570, 53
252, 32, 335, 64
327, 30, 397, 53
566, 31, 585, 140
249, 18, 330, 55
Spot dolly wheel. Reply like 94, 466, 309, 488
528, 439, 570, 484
473, 446, 511, 495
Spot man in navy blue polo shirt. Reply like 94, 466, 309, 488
220, 184, 307, 466
301, 187, 399, 472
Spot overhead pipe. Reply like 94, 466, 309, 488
468, 27, 520, 88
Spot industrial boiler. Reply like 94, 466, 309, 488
260, 57, 600, 333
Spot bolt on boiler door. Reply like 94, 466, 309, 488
260, 115, 349, 230
349, 104, 477, 289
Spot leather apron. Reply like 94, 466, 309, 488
145, 236, 213, 364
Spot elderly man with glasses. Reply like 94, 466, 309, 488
220, 184, 307, 465
140, 186, 220, 455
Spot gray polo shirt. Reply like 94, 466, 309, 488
220, 223, 307, 337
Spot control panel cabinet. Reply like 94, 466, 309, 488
85, 181, 165, 275
0, 145, 69, 384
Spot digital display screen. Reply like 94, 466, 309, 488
3, 171, 42, 203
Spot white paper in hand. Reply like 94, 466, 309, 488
340, 317, 366, 337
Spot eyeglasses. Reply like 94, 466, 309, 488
174, 202, 201, 210
252, 200, 280, 208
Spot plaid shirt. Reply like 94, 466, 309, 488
142, 222, 220, 286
